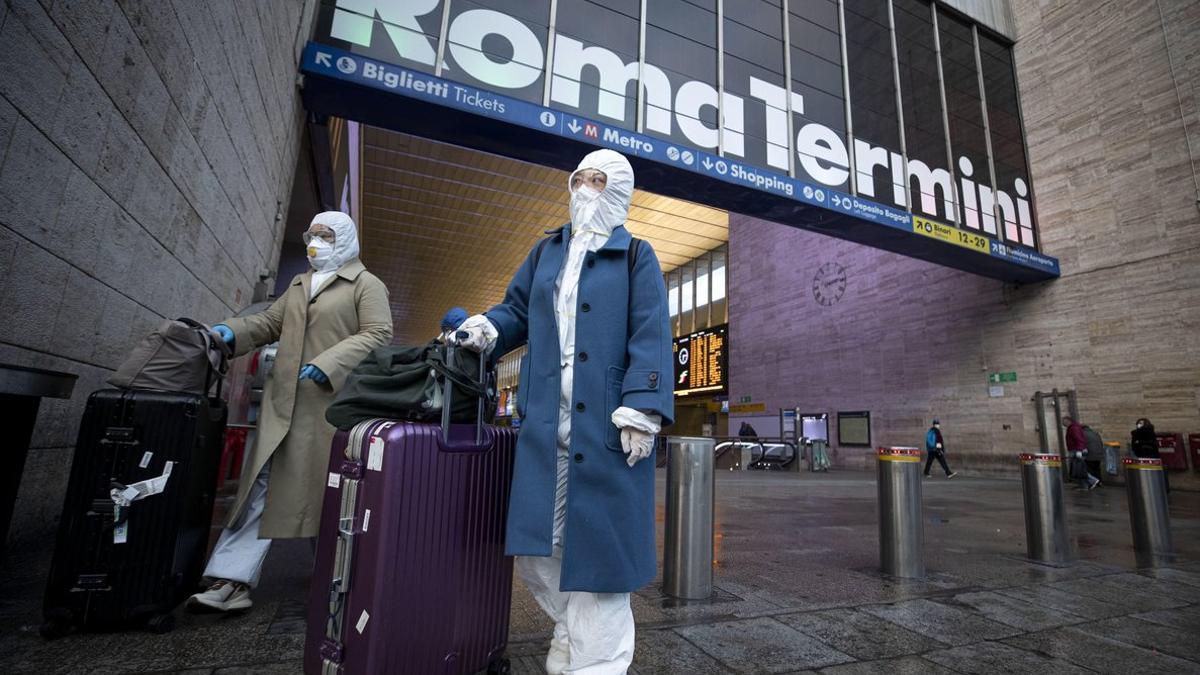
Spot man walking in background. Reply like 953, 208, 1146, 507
924, 419, 958, 478
1063, 416, 1100, 490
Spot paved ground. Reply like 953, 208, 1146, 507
2, 470, 1199, 674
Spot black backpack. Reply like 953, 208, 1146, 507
1082, 425, 1104, 456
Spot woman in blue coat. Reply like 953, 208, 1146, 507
458, 149, 673, 674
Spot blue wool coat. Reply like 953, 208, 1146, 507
486, 224, 674, 593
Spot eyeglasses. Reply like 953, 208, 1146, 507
570, 169, 607, 192
303, 229, 335, 245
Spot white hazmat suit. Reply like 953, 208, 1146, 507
458, 150, 661, 674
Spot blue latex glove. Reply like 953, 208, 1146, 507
212, 324, 234, 344
299, 364, 329, 385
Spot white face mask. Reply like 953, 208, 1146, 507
307, 238, 334, 270
570, 184, 603, 231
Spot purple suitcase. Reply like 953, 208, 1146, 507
305, 347, 516, 675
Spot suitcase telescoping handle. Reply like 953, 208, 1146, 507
440, 334, 491, 448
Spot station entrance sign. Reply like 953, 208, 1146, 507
299, 0, 1059, 282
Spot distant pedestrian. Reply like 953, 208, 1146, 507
1131, 418, 1168, 493
1081, 423, 1108, 482
1131, 418, 1158, 458
1062, 416, 1100, 490
923, 419, 957, 478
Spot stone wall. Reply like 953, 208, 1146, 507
728, 0, 1200, 477
0, 0, 316, 544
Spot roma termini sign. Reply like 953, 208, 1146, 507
302, 0, 1058, 280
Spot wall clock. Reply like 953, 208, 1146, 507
812, 262, 848, 306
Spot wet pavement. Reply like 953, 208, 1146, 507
2, 470, 1199, 674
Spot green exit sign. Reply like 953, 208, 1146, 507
738, 395, 752, 404
988, 372, 1017, 383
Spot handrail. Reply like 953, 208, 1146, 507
657, 436, 801, 470
711, 435, 794, 444
713, 439, 798, 470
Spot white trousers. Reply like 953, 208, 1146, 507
515, 448, 635, 674
203, 461, 272, 588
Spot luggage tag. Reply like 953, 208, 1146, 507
366, 436, 385, 472
109, 461, 177, 545
327, 472, 342, 489
112, 462, 176, 504
356, 609, 370, 634
139, 451, 153, 469
113, 506, 128, 545
111, 485, 140, 506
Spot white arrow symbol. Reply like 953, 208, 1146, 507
315, 52, 332, 68
701, 158, 713, 170
567, 120, 581, 133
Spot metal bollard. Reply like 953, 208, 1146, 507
877, 447, 924, 578
664, 436, 715, 600
1019, 454, 1071, 563
1123, 457, 1173, 566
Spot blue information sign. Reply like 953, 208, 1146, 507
300, 43, 1059, 278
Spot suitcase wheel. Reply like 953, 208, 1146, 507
487, 657, 511, 674
146, 613, 176, 634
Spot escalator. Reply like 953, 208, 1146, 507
713, 440, 797, 470
755, 442, 796, 470
656, 438, 798, 470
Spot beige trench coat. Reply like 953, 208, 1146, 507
222, 260, 392, 538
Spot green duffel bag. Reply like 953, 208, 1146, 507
325, 341, 494, 431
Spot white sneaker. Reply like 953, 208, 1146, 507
545, 632, 570, 675
187, 579, 252, 612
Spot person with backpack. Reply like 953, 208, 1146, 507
1063, 416, 1100, 490
739, 421, 759, 439
187, 211, 393, 612
923, 419, 957, 478
1081, 423, 1106, 486
456, 149, 673, 674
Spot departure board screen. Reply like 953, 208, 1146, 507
673, 324, 728, 396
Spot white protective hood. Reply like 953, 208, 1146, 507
567, 149, 634, 237
556, 150, 636, 370
308, 210, 361, 273
555, 149, 660, 455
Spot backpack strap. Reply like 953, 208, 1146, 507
626, 238, 643, 341
531, 235, 552, 271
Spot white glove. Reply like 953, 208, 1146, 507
453, 314, 498, 353
620, 427, 655, 467
935, 443, 943, 450
612, 407, 662, 468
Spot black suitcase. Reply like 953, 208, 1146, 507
41, 388, 226, 637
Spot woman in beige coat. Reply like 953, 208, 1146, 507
189, 211, 392, 612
